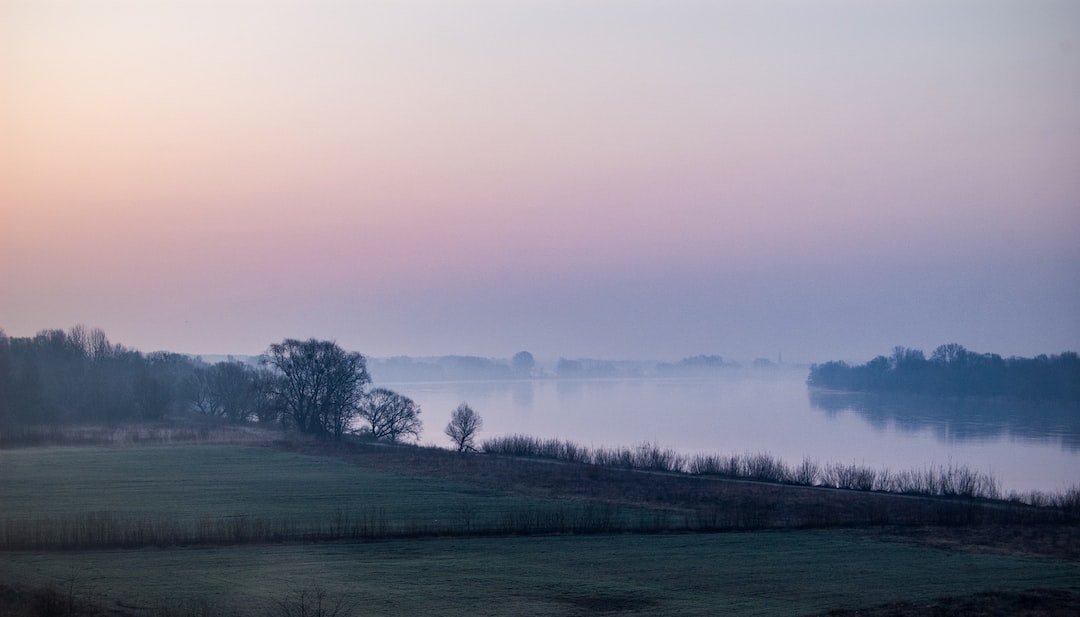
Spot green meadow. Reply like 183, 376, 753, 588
1, 444, 1078, 615
0, 445, 647, 550
0, 445, 546, 527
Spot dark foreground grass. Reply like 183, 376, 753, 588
812, 589, 1080, 617
0, 531, 1077, 616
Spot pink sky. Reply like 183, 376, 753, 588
2, 0, 1078, 362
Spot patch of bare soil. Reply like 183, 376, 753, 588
809, 589, 1080, 617
866, 524, 1080, 560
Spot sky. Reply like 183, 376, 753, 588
2, 0, 1078, 364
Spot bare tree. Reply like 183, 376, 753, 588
444, 402, 482, 452
186, 366, 223, 416
511, 350, 535, 375
66, 325, 115, 360
264, 339, 370, 439
891, 346, 926, 369
272, 587, 356, 617
357, 388, 422, 443
187, 360, 269, 422
931, 343, 968, 365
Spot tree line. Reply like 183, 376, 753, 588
807, 343, 1080, 401
0, 326, 484, 446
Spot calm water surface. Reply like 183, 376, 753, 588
382, 369, 1080, 494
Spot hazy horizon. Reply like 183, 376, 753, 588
3, 0, 1078, 365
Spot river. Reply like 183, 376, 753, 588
380, 368, 1080, 494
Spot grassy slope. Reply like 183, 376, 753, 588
1, 443, 1078, 615
0, 445, 552, 527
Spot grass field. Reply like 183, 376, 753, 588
0, 445, 639, 548
0, 444, 550, 525
2, 442, 1078, 615
1, 531, 1077, 616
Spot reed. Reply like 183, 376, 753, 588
484, 434, 1013, 503
0, 502, 652, 551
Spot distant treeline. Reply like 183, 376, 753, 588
807, 344, 1080, 401
0, 326, 276, 429
370, 353, 535, 382
0, 326, 419, 441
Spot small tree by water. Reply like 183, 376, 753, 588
445, 403, 483, 452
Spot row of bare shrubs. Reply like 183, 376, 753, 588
479, 434, 1078, 507
480, 435, 688, 472
0, 501, 872, 552
687, 453, 1003, 499
4, 496, 1070, 552
0, 502, 655, 551
10, 492, 875, 551
1008, 485, 1080, 517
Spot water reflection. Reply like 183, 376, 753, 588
555, 377, 627, 403
511, 380, 534, 408
808, 388, 1080, 450
384, 374, 1080, 492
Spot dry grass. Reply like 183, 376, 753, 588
283, 438, 1072, 531
869, 524, 1080, 560
0, 444, 646, 550
484, 434, 1006, 499
0, 422, 286, 448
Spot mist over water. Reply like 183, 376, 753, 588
382, 370, 1080, 494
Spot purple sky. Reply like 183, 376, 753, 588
2, 0, 1078, 363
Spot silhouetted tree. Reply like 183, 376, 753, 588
66, 324, 116, 360
272, 587, 356, 617
931, 343, 968, 365
187, 360, 270, 422
187, 365, 224, 417
263, 339, 370, 439
357, 388, 422, 443
133, 352, 191, 420
444, 402, 482, 452
511, 351, 535, 375
891, 346, 926, 369
133, 373, 172, 420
